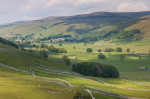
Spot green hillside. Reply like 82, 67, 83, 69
125, 15, 150, 40
0, 37, 150, 98
1, 11, 150, 42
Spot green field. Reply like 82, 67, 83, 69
43, 40, 150, 79
0, 38, 149, 99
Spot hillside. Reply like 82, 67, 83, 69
0, 39, 150, 99
125, 15, 150, 40
0, 11, 150, 42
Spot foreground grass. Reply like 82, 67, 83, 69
0, 66, 73, 99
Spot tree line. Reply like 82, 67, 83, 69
0, 37, 18, 48
72, 62, 119, 78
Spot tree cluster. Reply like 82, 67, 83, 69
48, 46, 67, 53
62, 55, 71, 65
72, 62, 119, 78
98, 53, 106, 60
86, 48, 92, 53
39, 50, 48, 58
0, 37, 18, 48
103, 48, 115, 52
116, 47, 122, 52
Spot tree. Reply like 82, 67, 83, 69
116, 47, 122, 52
62, 55, 71, 65
73, 47, 76, 49
72, 85, 90, 99
98, 53, 106, 60
126, 48, 130, 52
59, 39, 62, 43
86, 48, 92, 53
72, 62, 119, 78
97, 49, 102, 52
104, 48, 115, 52
120, 55, 125, 62
40, 50, 48, 58
59, 43, 62, 46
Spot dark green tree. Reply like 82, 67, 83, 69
86, 48, 92, 53
97, 49, 102, 52
116, 47, 122, 52
59, 43, 62, 46
40, 50, 48, 58
126, 48, 130, 52
62, 55, 71, 65
98, 53, 106, 60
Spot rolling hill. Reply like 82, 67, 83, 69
0, 11, 150, 42
0, 38, 150, 99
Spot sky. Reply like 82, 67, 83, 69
0, 0, 150, 24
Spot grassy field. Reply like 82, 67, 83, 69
43, 40, 150, 79
0, 40, 150, 99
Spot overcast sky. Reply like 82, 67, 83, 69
0, 0, 150, 24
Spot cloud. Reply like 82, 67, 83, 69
20, 0, 47, 12
117, 1, 149, 12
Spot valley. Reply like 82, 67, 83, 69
0, 11, 150, 99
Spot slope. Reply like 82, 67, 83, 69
1, 11, 150, 41
0, 40, 150, 99
125, 15, 150, 40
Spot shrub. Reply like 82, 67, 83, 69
126, 48, 130, 52
116, 47, 122, 52
98, 53, 106, 60
73, 86, 90, 99
86, 48, 92, 53
97, 49, 102, 52
103, 48, 115, 52
72, 62, 119, 78
48, 46, 67, 53
39, 50, 48, 58
62, 55, 71, 65
59, 43, 62, 46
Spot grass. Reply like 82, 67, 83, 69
45, 41, 150, 78
0, 66, 73, 99
0, 40, 150, 99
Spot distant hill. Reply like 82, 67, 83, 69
0, 11, 150, 42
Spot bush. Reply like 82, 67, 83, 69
72, 62, 119, 78
48, 46, 67, 53
97, 49, 102, 52
126, 48, 130, 52
59, 43, 62, 46
86, 48, 92, 53
62, 55, 71, 65
73, 86, 90, 99
98, 53, 106, 60
116, 47, 122, 52
39, 50, 48, 58
103, 48, 115, 52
